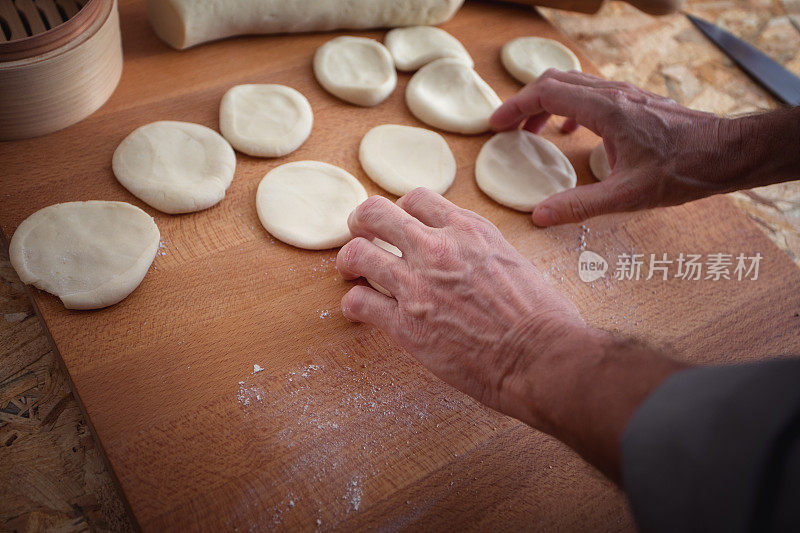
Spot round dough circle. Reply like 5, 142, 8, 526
9, 201, 160, 310
313, 36, 397, 107
589, 141, 613, 181
406, 58, 502, 134
385, 26, 472, 72
367, 238, 402, 297
475, 130, 576, 212
501, 37, 581, 85
256, 161, 368, 250
219, 84, 313, 158
113, 121, 236, 214
359, 124, 456, 196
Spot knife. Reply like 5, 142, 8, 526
686, 12, 800, 106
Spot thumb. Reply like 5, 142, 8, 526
532, 179, 627, 226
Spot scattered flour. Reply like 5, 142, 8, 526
344, 477, 362, 513
233, 346, 478, 527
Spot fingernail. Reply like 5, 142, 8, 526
533, 206, 557, 226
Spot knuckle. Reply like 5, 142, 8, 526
355, 195, 390, 225
398, 187, 428, 212
607, 88, 627, 105
448, 211, 496, 239
540, 67, 560, 79
568, 194, 595, 221
423, 233, 454, 268
339, 237, 368, 270
536, 77, 559, 94
342, 286, 365, 316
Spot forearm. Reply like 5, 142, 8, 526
502, 325, 687, 481
721, 106, 800, 190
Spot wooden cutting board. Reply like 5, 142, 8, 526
2, 1, 800, 530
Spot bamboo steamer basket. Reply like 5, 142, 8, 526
0, 0, 122, 140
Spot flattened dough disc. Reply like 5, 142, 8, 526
113, 121, 236, 214
590, 141, 613, 181
385, 26, 472, 71
313, 36, 397, 107
501, 37, 581, 85
220, 84, 313, 158
9, 201, 160, 310
359, 124, 456, 196
405, 58, 501, 134
256, 161, 368, 250
367, 238, 402, 297
475, 130, 576, 212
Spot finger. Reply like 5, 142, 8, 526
531, 178, 635, 226
396, 187, 460, 228
539, 68, 617, 89
560, 117, 580, 134
522, 112, 551, 134
341, 285, 399, 330
508, 70, 610, 133
544, 69, 675, 108
490, 78, 612, 136
348, 195, 429, 251
336, 237, 405, 296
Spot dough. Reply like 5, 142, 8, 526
313, 36, 397, 107
406, 58, 502, 134
475, 130, 576, 211
219, 84, 313, 158
9, 201, 160, 310
256, 161, 368, 250
367, 239, 402, 297
589, 141, 612, 181
385, 26, 472, 71
359, 124, 456, 196
146, 0, 465, 50
501, 37, 581, 85
113, 121, 236, 214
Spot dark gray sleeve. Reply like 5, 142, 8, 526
621, 358, 800, 533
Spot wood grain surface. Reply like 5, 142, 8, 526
2, 0, 800, 531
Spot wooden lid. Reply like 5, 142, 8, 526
0, 0, 105, 62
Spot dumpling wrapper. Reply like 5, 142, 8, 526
590, 141, 613, 181
384, 26, 472, 71
405, 58, 501, 134
359, 124, 456, 196
475, 130, 576, 212
9, 201, 160, 310
367, 238, 402, 297
113, 121, 236, 214
220, 84, 313, 158
501, 36, 581, 85
313, 36, 397, 107
256, 161, 368, 250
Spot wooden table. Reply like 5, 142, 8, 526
2, 0, 800, 531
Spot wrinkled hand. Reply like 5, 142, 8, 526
335, 188, 587, 424
490, 69, 749, 227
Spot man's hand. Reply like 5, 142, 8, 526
336, 188, 686, 479
336, 188, 585, 423
490, 70, 800, 227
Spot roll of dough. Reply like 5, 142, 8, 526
146, 0, 466, 49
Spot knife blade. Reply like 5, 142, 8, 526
686, 12, 800, 106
